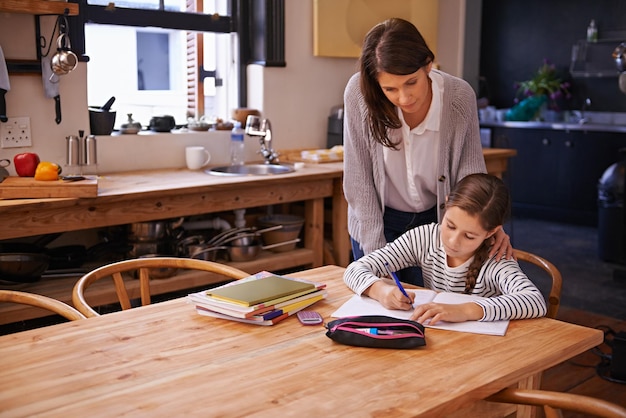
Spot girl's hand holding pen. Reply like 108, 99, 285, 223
365, 281, 414, 310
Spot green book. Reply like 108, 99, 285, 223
206, 275, 316, 306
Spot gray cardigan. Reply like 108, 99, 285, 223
342, 70, 487, 254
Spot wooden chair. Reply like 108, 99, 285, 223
0, 289, 86, 321
72, 257, 250, 318
488, 253, 620, 417
515, 249, 562, 319
487, 387, 626, 418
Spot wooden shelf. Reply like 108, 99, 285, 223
0, 0, 78, 15
0, 248, 315, 325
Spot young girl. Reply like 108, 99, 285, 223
343, 173, 547, 325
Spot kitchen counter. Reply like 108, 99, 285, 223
481, 120, 626, 133
1, 164, 335, 230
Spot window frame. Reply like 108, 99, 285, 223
66, 0, 284, 107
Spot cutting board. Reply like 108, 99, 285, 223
0, 176, 98, 199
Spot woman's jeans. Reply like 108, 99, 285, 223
350, 206, 437, 287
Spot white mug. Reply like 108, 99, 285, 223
185, 146, 211, 170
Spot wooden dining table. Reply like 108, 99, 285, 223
0, 265, 602, 417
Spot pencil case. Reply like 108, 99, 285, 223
325, 315, 426, 349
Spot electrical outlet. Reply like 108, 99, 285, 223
1, 117, 33, 148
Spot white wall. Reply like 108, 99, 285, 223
0, 1, 468, 175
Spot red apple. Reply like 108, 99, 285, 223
13, 152, 40, 177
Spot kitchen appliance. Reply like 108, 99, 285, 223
0, 45, 10, 123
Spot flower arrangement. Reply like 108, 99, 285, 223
514, 59, 571, 111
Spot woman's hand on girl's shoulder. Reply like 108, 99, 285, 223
489, 227, 516, 261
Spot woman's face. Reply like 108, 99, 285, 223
376, 63, 432, 115
440, 206, 496, 266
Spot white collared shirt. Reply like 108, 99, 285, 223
383, 71, 443, 213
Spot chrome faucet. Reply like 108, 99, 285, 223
244, 115, 279, 164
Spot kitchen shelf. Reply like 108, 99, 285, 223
0, 248, 315, 326
570, 38, 621, 78
0, 0, 78, 15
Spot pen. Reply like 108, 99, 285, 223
384, 262, 411, 301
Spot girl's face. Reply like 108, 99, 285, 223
376, 63, 432, 115
440, 206, 497, 266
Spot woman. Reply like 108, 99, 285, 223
343, 173, 547, 324
343, 18, 511, 286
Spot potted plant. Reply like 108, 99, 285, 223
506, 59, 571, 121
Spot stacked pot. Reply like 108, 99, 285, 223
127, 219, 183, 259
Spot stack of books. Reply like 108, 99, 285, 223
188, 271, 327, 325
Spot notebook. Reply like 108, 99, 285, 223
332, 289, 509, 336
206, 275, 316, 306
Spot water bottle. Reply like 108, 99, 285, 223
230, 121, 245, 165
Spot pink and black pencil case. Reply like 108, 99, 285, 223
325, 315, 426, 349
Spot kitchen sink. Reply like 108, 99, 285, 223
205, 163, 295, 176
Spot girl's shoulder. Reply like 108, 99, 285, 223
404, 222, 440, 241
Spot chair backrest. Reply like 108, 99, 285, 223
487, 387, 626, 418
72, 257, 250, 317
515, 249, 562, 319
0, 289, 86, 321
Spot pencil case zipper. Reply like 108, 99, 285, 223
331, 320, 425, 339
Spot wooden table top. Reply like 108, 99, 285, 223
0, 265, 602, 417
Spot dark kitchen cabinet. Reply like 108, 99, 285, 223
492, 127, 626, 225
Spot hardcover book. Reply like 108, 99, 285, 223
205, 274, 317, 306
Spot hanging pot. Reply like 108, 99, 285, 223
226, 238, 301, 261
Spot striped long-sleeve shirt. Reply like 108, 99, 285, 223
343, 223, 547, 321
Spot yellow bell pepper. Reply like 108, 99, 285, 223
34, 162, 61, 181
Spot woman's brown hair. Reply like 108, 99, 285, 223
359, 18, 435, 147
445, 173, 511, 293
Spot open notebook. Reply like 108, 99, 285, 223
332, 289, 509, 336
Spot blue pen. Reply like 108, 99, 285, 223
384, 262, 411, 301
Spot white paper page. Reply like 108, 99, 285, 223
332, 290, 509, 336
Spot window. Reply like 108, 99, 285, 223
83, 0, 237, 128
70, 0, 284, 130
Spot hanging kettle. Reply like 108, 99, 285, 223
51, 33, 78, 76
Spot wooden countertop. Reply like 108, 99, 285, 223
0, 148, 514, 210
0, 163, 344, 240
